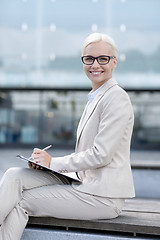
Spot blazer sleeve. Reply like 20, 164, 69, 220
50, 89, 134, 173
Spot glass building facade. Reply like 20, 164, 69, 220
0, 0, 160, 148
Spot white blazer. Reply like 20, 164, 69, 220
51, 78, 135, 198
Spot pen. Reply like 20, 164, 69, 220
42, 145, 52, 151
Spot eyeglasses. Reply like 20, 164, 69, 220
81, 55, 116, 65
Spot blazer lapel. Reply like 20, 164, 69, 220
76, 78, 118, 144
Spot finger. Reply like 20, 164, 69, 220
28, 162, 32, 168
33, 148, 42, 154
32, 163, 37, 169
32, 153, 40, 160
36, 165, 40, 170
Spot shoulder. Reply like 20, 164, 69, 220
103, 84, 131, 103
100, 84, 133, 117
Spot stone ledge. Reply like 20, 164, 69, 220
28, 199, 160, 237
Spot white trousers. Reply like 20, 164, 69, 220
0, 167, 125, 240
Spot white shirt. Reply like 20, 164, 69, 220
83, 82, 107, 117
88, 82, 107, 104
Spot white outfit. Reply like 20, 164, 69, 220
0, 78, 134, 240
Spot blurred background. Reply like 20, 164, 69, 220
0, 0, 160, 198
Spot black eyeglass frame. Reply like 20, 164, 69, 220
81, 55, 116, 65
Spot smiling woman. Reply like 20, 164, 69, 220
0, 32, 135, 240
81, 33, 118, 90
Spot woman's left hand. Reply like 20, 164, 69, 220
30, 148, 52, 168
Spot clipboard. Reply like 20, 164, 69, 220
17, 155, 81, 182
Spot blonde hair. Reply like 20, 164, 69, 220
81, 32, 118, 57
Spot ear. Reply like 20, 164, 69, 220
113, 57, 117, 67
111, 57, 117, 71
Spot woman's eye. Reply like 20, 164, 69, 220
99, 57, 108, 62
86, 57, 93, 61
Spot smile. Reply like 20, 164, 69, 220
90, 71, 104, 75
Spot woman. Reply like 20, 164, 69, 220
0, 33, 135, 240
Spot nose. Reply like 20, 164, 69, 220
92, 59, 100, 68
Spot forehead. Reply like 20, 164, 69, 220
84, 41, 113, 56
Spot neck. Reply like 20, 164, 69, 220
92, 78, 112, 91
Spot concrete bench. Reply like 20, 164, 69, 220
24, 198, 160, 239
131, 160, 160, 198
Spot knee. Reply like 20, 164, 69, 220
3, 167, 25, 182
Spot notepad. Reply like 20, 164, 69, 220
17, 155, 81, 182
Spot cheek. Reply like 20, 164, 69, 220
84, 66, 90, 75
110, 61, 117, 71
104, 64, 114, 73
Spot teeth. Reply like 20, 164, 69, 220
91, 72, 101, 75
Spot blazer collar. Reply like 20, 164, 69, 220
77, 78, 118, 141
